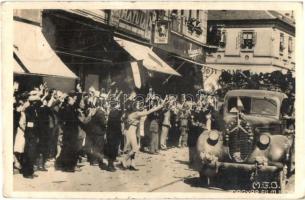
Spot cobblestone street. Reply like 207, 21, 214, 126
14, 147, 200, 192
13, 147, 294, 193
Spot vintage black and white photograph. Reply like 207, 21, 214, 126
2, 2, 304, 198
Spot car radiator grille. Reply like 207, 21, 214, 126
228, 128, 254, 162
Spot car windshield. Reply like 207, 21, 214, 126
227, 96, 277, 116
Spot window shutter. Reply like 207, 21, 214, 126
236, 32, 242, 49
288, 37, 294, 53
253, 32, 257, 46
223, 31, 227, 44
292, 38, 294, 53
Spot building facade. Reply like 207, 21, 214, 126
151, 10, 208, 94
13, 9, 209, 94
206, 10, 295, 75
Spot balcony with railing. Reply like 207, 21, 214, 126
169, 11, 207, 44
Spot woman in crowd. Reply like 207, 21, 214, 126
13, 93, 28, 172
121, 98, 168, 170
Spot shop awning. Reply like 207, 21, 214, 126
14, 55, 26, 74
172, 55, 205, 67
13, 21, 77, 79
114, 37, 181, 76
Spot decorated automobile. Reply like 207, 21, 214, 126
195, 89, 295, 192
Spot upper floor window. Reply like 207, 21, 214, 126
186, 10, 202, 35
189, 10, 192, 19
219, 30, 226, 48
288, 37, 293, 54
171, 10, 180, 32
280, 33, 285, 52
156, 10, 166, 20
240, 31, 256, 50
171, 10, 178, 17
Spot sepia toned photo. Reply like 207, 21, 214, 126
1, 1, 304, 199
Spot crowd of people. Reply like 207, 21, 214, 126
13, 81, 218, 179
13, 70, 295, 179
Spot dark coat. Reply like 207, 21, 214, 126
83, 109, 107, 164
56, 104, 80, 170
188, 111, 204, 147
86, 109, 107, 136
107, 109, 123, 135
148, 111, 161, 133
22, 102, 40, 176
106, 109, 123, 160
37, 106, 54, 157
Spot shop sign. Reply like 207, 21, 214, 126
172, 34, 204, 62
154, 21, 169, 44
187, 43, 203, 59
110, 10, 156, 40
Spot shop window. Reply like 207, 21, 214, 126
240, 31, 256, 50
280, 33, 285, 52
288, 37, 293, 54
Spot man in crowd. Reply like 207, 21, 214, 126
105, 100, 124, 172
85, 87, 107, 167
22, 90, 41, 178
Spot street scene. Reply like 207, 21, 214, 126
12, 9, 295, 194
14, 147, 295, 192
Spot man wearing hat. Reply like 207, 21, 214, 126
22, 90, 41, 178
85, 96, 107, 167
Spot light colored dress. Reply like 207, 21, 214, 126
139, 115, 147, 137
125, 113, 140, 152
122, 112, 140, 168
14, 112, 26, 153
160, 110, 171, 148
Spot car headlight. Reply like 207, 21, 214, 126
207, 131, 219, 145
258, 134, 270, 149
